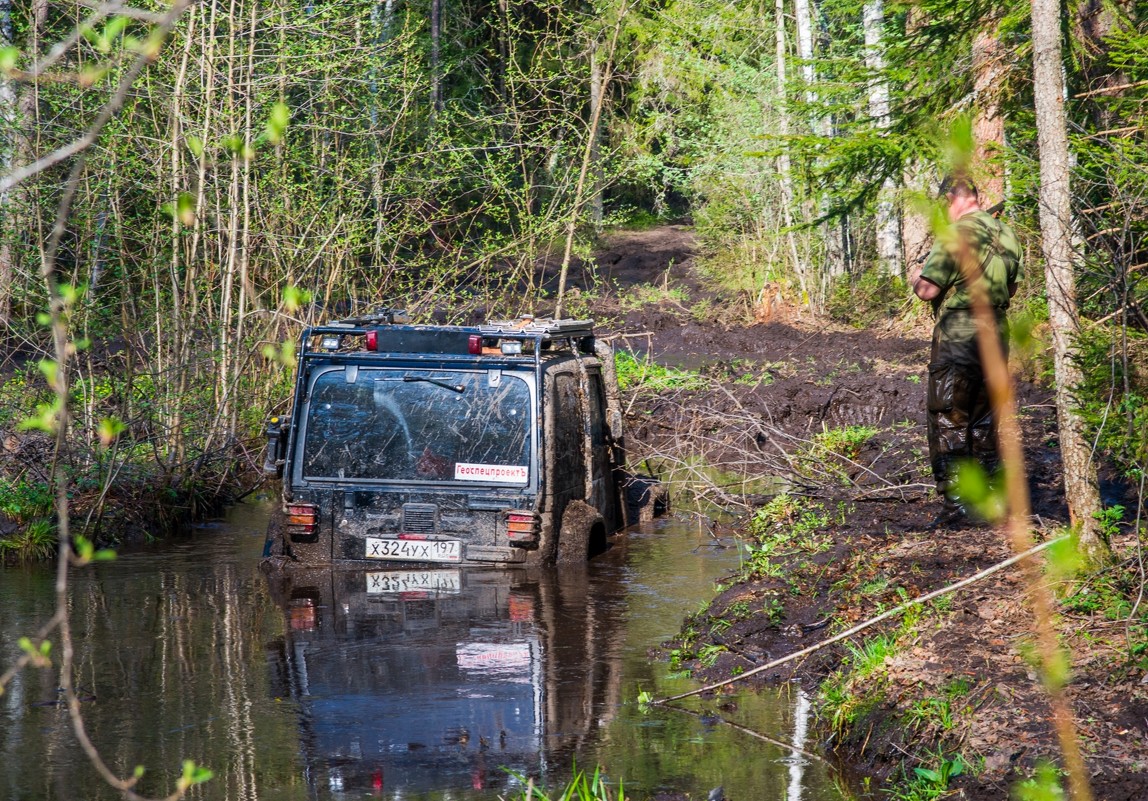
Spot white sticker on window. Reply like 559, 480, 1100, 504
454, 463, 528, 483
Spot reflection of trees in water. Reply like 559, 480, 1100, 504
15, 563, 288, 800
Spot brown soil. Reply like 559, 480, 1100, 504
585, 226, 1148, 800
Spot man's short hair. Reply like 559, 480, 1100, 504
938, 175, 978, 200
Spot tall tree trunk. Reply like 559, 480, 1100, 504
774, 0, 808, 299
863, 0, 901, 274
554, 7, 626, 317
899, 7, 930, 281
431, 0, 442, 112
0, 0, 16, 328
588, 55, 603, 229
1030, 0, 1110, 567
972, 28, 1005, 207
794, 0, 846, 282
0, 0, 47, 327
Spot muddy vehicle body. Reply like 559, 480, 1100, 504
263, 312, 659, 568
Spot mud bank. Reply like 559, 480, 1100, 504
584, 227, 1148, 799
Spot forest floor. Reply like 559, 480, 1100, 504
563, 225, 1148, 801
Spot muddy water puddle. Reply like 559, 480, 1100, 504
0, 502, 850, 801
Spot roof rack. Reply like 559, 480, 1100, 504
330, 308, 410, 327
478, 317, 594, 341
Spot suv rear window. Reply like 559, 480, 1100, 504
301, 368, 532, 483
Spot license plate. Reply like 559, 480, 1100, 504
365, 537, 462, 563
366, 570, 462, 594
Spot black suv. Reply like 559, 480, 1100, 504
262, 312, 661, 567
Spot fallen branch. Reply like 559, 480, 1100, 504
652, 534, 1069, 705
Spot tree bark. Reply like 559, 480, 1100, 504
775, 0, 809, 299
0, 0, 47, 328
0, 0, 16, 328
972, 27, 1005, 207
431, 0, 442, 112
863, 0, 901, 274
1030, 0, 1110, 568
588, 55, 603, 229
795, 0, 846, 282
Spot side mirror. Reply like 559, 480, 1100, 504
263, 416, 290, 478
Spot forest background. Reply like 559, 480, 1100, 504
0, 0, 1145, 551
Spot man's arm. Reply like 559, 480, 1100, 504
909, 260, 943, 301
914, 276, 942, 301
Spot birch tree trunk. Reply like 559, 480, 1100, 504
588, 55, 603, 229
0, 0, 46, 327
863, 0, 901, 274
794, 0, 846, 283
0, 0, 15, 328
1030, 0, 1110, 566
431, 0, 442, 112
775, 0, 809, 299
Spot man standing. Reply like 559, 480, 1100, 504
910, 176, 1022, 523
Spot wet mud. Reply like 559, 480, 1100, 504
583, 227, 1147, 800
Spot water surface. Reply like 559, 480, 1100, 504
0, 502, 850, 801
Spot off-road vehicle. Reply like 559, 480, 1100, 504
262, 311, 662, 567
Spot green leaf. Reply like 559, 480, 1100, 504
176, 192, 196, 227
1013, 761, 1067, 801
93, 549, 117, 562
58, 283, 85, 306
17, 400, 62, 434
265, 102, 290, 145
951, 460, 1006, 522
104, 16, 130, 43
97, 417, 126, 448
220, 134, 255, 159
0, 46, 20, 73
262, 341, 297, 368
133, 766, 145, 780
943, 114, 974, 175
37, 359, 59, 390
1042, 647, 1071, 691
914, 767, 940, 783
282, 285, 311, 313
79, 65, 110, 87
186, 136, 204, 157
74, 534, 95, 562
1045, 531, 1082, 582
178, 760, 214, 791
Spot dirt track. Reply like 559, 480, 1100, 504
588, 226, 1147, 800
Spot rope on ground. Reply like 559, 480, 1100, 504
652, 533, 1070, 705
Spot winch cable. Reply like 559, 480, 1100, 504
652, 533, 1070, 705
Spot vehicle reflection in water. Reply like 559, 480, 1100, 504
264, 564, 622, 798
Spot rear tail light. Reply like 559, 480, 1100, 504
285, 503, 318, 540
504, 510, 539, 543
366, 330, 378, 350
468, 334, 481, 355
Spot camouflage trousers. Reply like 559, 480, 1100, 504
926, 308, 1009, 498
